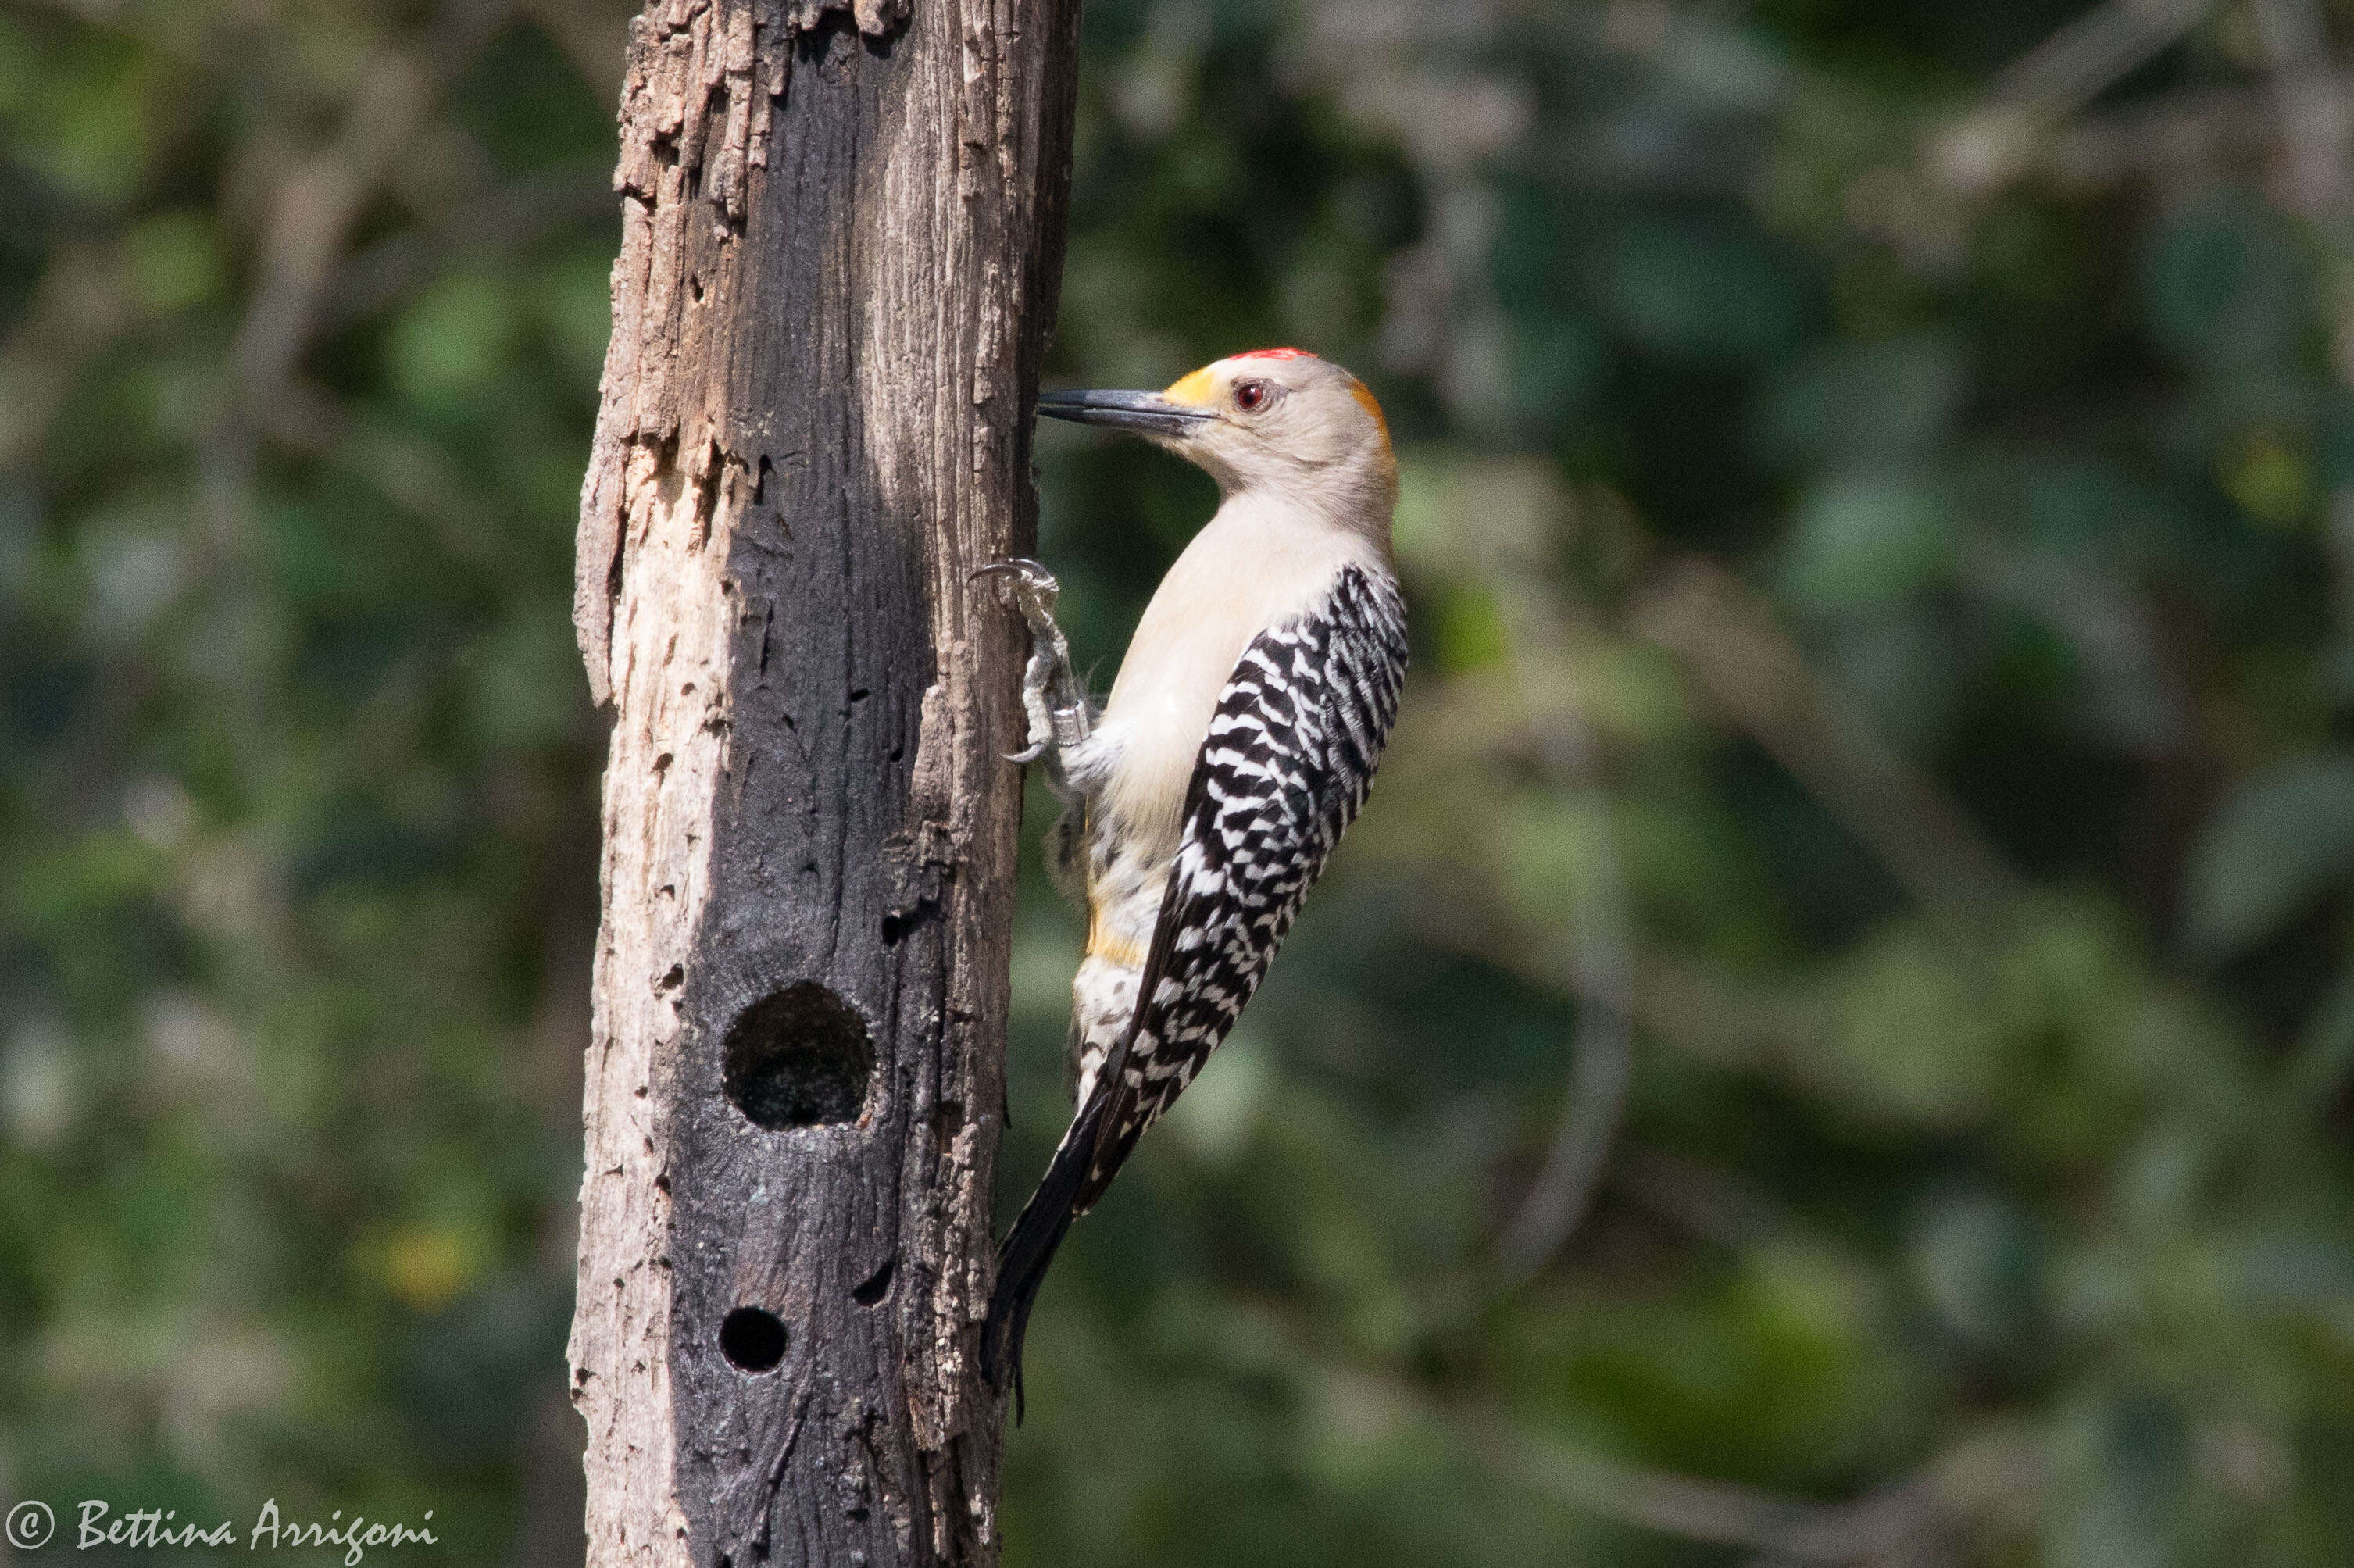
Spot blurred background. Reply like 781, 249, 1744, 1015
6, 0, 2354, 1563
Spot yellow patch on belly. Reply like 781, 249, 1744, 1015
1084, 902, 1148, 970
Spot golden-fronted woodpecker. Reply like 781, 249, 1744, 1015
975, 348, 1409, 1411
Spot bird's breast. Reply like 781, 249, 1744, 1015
1090, 499, 1381, 859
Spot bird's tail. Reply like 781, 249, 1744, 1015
981, 1094, 1106, 1423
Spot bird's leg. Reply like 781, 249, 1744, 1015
973, 558, 1093, 770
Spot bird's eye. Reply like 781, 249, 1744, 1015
1234, 380, 1269, 413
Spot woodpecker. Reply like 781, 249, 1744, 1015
974, 348, 1409, 1412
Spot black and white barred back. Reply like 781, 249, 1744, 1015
1073, 562, 1409, 1205
984, 563, 1409, 1406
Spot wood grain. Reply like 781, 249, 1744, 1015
568, 3, 1079, 1563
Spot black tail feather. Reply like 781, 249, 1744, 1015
981, 1095, 1105, 1423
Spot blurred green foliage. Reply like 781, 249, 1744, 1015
5, 1, 2354, 1563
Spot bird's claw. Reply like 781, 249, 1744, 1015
976, 558, 1087, 766
971, 558, 1060, 636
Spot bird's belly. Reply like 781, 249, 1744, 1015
1066, 840, 1167, 1103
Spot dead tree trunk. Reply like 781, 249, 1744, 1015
566, 3, 1079, 1565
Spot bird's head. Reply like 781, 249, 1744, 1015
1037, 348, 1397, 523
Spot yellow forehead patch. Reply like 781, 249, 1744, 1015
1348, 377, 1390, 444
1163, 365, 1223, 407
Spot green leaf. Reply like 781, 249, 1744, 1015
2183, 751, 2354, 955
2142, 192, 2310, 373
387, 274, 520, 408
1779, 470, 1958, 613
1755, 336, 1965, 470
123, 211, 221, 314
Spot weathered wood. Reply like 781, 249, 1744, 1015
566, 2, 1080, 1564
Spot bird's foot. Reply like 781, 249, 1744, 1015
973, 557, 1061, 637
973, 559, 1091, 764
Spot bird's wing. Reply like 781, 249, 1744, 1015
1073, 561, 1409, 1209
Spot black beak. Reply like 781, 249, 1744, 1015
1034, 388, 1218, 438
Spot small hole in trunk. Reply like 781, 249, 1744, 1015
720, 1307, 787, 1372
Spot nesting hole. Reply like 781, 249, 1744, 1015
720, 1306, 787, 1373
723, 981, 872, 1129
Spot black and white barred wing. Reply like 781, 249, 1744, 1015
1077, 563, 1409, 1210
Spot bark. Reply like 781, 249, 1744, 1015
565, 3, 1080, 1565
